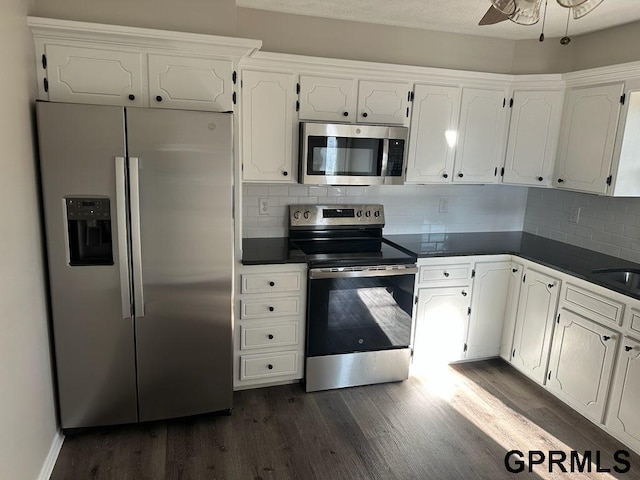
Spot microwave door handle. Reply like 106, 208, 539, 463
115, 156, 132, 319
129, 156, 145, 318
381, 136, 389, 178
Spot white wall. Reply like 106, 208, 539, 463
243, 184, 528, 238
0, 1, 59, 479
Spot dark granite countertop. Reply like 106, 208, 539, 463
384, 232, 640, 300
242, 232, 640, 299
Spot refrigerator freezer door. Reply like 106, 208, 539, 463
126, 108, 233, 421
36, 102, 138, 429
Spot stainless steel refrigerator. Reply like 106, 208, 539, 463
36, 102, 233, 430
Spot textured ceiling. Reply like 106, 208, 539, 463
237, 0, 640, 40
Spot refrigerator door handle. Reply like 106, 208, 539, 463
129, 156, 145, 318
115, 157, 132, 319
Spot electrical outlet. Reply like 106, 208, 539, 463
568, 206, 580, 224
259, 197, 270, 215
438, 198, 449, 213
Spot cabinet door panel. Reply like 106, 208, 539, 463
547, 308, 617, 423
406, 84, 460, 183
241, 70, 297, 182
511, 269, 560, 384
299, 75, 356, 122
500, 262, 524, 361
45, 44, 144, 106
503, 90, 562, 187
148, 54, 232, 111
454, 87, 508, 183
357, 80, 409, 125
554, 83, 623, 194
607, 338, 640, 451
413, 286, 470, 368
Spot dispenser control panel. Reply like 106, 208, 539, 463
66, 198, 111, 220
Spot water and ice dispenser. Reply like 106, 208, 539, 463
65, 197, 114, 266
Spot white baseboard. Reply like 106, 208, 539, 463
37, 430, 64, 480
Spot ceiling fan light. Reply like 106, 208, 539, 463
509, 0, 542, 25
489, 0, 517, 15
556, 0, 588, 7
572, 0, 604, 19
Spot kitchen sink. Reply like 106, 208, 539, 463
591, 268, 640, 290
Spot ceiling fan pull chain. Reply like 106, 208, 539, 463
539, 0, 549, 41
561, 8, 572, 44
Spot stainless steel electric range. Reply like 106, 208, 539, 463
289, 204, 418, 392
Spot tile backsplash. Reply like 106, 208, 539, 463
242, 184, 528, 238
524, 188, 640, 263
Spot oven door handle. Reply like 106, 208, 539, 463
309, 265, 417, 279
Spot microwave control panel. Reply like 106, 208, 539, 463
386, 139, 406, 177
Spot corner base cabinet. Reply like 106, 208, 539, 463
234, 263, 307, 390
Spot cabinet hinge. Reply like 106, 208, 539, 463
501, 167, 505, 177
509, 98, 514, 108
512, 348, 516, 358
471, 269, 476, 278
522, 273, 526, 283
41, 54, 47, 70
548, 371, 551, 381
43, 77, 48, 93
241, 163, 244, 171
621, 93, 626, 105
503, 98, 506, 108
240, 79, 243, 88
494, 167, 498, 176
296, 100, 300, 112
464, 343, 468, 353
296, 82, 300, 95
232, 71, 237, 84
409, 91, 415, 101
414, 296, 418, 305
606, 175, 612, 186
467, 307, 471, 315
232, 91, 236, 105
406, 107, 410, 118
557, 313, 560, 324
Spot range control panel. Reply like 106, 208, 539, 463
289, 204, 384, 229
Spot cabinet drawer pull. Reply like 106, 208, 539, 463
602, 335, 611, 341
625, 345, 633, 352
267, 364, 274, 370
268, 306, 275, 312
443, 272, 450, 277
268, 334, 274, 340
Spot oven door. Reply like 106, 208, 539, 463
306, 266, 417, 358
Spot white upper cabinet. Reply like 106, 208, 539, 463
241, 69, 298, 183
298, 75, 410, 125
356, 80, 410, 125
608, 80, 640, 197
405, 84, 460, 184
554, 82, 624, 194
502, 89, 563, 187
44, 44, 145, 107
454, 87, 509, 184
298, 75, 357, 122
147, 55, 233, 111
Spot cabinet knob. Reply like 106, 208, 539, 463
602, 335, 611, 341
128, 94, 136, 101
268, 306, 274, 312
625, 345, 633, 352
267, 364, 273, 370
458, 173, 464, 178
548, 283, 555, 288
443, 272, 450, 277
362, 112, 368, 118
557, 178, 565, 183
156, 95, 163, 102
537, 176, 543, 182
269, 281, 275, 287
268, 334, 274, 340
461, 291, 467, 296
442, 173, 449, 179
512, 268, 518, 273
343, 111, 349, 117
283, 171, 289, 177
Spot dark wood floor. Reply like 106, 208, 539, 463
52, 359, 640, 480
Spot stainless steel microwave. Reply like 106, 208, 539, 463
299, 122, 408, 185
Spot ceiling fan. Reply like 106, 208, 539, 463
479, 0, 605, 42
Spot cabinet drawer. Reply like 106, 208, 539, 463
240, 322, 299, 350
240, 351, 299, 380
418, 265, 471, 284
240, 297, 300, 320
241, 272, 302, 294
562, 283, 624, 326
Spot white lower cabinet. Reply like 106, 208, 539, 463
547, 308, 618, 423
607, 337, 640, 453
235, 263, 306, 389
510, 267, 560, 384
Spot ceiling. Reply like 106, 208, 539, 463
236, 0, 640, 40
